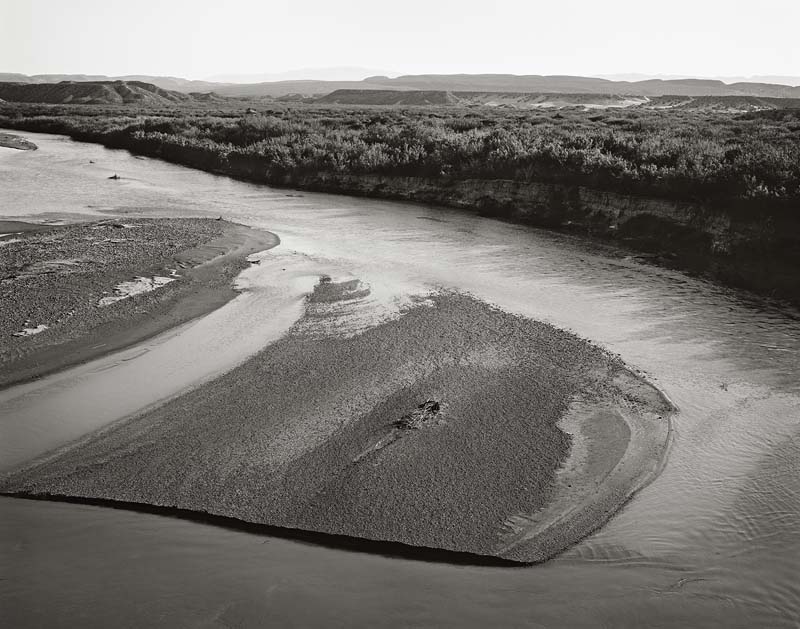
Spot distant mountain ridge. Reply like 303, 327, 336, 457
0, 73, 800, 103
359, 74, 800, 98
2, 72, 800, 100
596, 73, 800, 86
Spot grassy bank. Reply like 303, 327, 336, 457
2, 102, 799, 303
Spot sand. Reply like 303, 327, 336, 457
0, 218, 278, 387
0, 277, 673, 562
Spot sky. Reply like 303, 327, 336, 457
2, 0, 799, 81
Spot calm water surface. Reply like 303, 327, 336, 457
1, 133, 798, 627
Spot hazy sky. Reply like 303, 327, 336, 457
2, 0, 798, 79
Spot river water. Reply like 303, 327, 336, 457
1, 132, 798, 627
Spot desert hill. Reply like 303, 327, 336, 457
0, 81, 211, 106
317, 89, 800, 111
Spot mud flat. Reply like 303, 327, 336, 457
1, 279, 673, 563
0, 218, 278, 387
0, 132, 37, 150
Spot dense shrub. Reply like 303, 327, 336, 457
2, 101, 799, 206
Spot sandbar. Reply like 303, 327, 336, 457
1, 280, 673, 562
0, 218, 278, 387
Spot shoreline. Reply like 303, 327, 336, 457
0, 491, 523, 567
0, 218, 279, 389
1, 124, 798, 307
0, 287, 674, 563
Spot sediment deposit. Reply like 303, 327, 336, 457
0, 218, 277, 387
2, 282, 672, 562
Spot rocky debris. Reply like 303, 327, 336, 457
396, 400, 441, 430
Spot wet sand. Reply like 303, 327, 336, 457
497, 375, 672, 562
1, 279, 673, 562
0, 218, 278, 387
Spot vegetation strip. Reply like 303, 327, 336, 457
2, 101, 798, 304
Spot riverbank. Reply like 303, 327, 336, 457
0, 131, 37, 150
285, 173, 800, 307
0, 282, 673, 562
3, 119, 797, 306
0, 218, 278, 388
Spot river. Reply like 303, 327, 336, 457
1, 132, 798, 627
